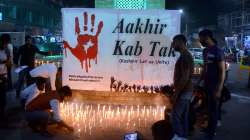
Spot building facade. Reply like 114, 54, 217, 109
95, 0, 165, 9
217, 0, 250, 48
0, 0, 62, 35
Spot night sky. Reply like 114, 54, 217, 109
62, 0, 242, 30
166, 0, 248, 29
166, 0, 219, 28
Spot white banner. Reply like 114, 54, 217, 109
62, 8, 181, 92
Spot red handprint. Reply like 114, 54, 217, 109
63, 12, 103, 72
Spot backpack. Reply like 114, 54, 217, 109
221, 86, 231, 102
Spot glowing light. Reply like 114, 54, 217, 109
114, 0, 146, 9
179, 9, 183, 14
60, 102, 166, 138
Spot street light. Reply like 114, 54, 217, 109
179, 9, 183, 14
179, 9, 188, 36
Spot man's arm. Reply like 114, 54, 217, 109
49, 65, 57, 91
215, 61, 226, 99
214, 48, 226, 99
50, 99, 74, 131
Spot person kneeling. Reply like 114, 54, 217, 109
25, 86, 74, 137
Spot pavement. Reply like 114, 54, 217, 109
0, 63, 250, 140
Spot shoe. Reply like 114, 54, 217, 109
217, 120, 222, 127
40, 130, 54, 137
171, 134, 182, 140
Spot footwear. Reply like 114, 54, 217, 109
40, 130, 54, 137
171, 134, 179, 140
171, 134, 183, 140
217, 120, 222, 127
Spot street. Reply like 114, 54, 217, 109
0, 63, 249, 140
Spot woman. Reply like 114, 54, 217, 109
0, 38, 10, 126
0, 34, 13, 89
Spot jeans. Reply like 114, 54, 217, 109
171, 92, 192, 138
25, 111, 50, 131
16, 67, 33, 97
206, 87, 219, 138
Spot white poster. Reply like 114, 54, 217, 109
62, 8, 181, 91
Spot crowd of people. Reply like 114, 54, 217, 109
0, 34, 74, 137
0, 29, 229, 140
154, 29, 228, 140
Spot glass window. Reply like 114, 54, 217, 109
245, 14, 250, 24
232, 17, 242, 27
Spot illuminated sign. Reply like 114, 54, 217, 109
62, 8, 181, 91
0, 12, 2, 21
95, 0, 165, 9
114, 0, 146, 9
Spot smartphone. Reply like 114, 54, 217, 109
124, 132, 138, 140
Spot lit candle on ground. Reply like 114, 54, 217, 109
60, 102, 166, 139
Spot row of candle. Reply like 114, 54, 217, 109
193, 67, 202, 75
59, 102, 166, 138
34, 60, 62, 67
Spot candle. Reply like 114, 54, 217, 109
60, 103, 167, 139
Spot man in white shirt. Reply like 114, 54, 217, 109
25, 86, 74, 137
0, 36, 10, 124
20, 77, 46, 109
0, 34, 13, 89
29, 63, 58, 91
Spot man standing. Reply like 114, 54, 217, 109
0, 34, 13, 89
171, 34, 194, 140
15, 35, 50, 98
0, 37, 10, 127
198, 29, 226, 139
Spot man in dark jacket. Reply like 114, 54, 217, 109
15, 35, 49, 98
198, 29, 226, 139
171, 34, 194, 140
